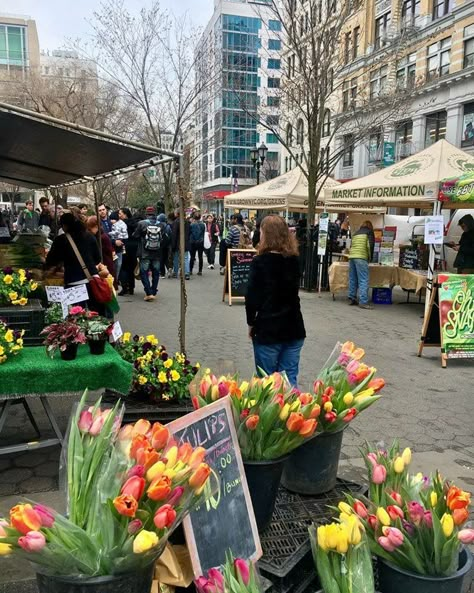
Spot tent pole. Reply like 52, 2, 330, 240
425, 200, 440, 317
92, 181, 103, 260
176, 158, 187, 355
285, 208, 289, 223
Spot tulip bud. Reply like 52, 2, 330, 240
382, 526, 404, 547
279, 403, 290, 421
393, 457, 405, 474
211, 385, 219, 401
245, 414, 260, 430
128, 519, 143, 535
353, 500, 368, 519
368, 514, 377, 530
127, 465, 145, 479
121, 476, 146, 501
234, 558, 250, 585
167, 486, 185, 507
299, 419, 317, 438
376, 507, 391, 526
423, 511, 433, 528
378, 535, 396, 552
154, 504, 177, 530
430, 492, 438, 507
390, 491, 403, 506
18, 530, 46, 552
313, 380, 324, 394
453, 507, 469, 526
78, 410, 93, 433
372, 464, 387, 485
441, 513, 454, 537
401, 447, 412, 465
309, 404, 321, 419
133, 530, 159, 554
338, 502, 353, 515
0, 519, 8, 537
33, 505, 55, 528
366, 452, 378, 467
323, 401, 333, 412
458, 528, 474, 545
189, 463, 211, 489
89, 414, 105, 436
208, 568, 225, 592
407, 501, 424, 526
343, 392, 354, 405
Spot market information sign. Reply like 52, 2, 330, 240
167, 398, 261, 575
424, 216, 444, 245
317, 212, 329, 256
223, 248, 257, 306
382, 142, 395, 167
438, 273, 474, 363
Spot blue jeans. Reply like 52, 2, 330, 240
173, 251, 190, 276
140, 258, 160, 296
253, 339, 304, 387
349, 258, 369, 305
115, 252, 123, 282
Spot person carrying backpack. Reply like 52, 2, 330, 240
133, 206, 164, 302
157, 213, 172, 279
189, 212, 206, 276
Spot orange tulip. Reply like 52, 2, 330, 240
10, 504, 42, 535
245, 414, 260, 430
453, 507, 469, 526
189, 447, 206, 469
309, 404, 321, 419
286, 412, 304, 433
151, 423, 170, 451
298, 393, 313, 406
368, 378, 385, 393
447, 486, 471, 511
178, 442, 193, 463
341, 341, 355, 354
147, 476, 172, 501
136, 445, 160, 470
113, 494, 138, 517
132, 419, 151, 437
130, 434, 150, 460
189, 463, 211, 489
351, 348, 365, 360
299, 419, 317, 438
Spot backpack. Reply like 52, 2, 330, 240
144, 223, 163, 251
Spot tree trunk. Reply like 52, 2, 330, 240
303, 173, 318, 291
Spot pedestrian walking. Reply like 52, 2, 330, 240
109, 213, 128, 284
133, 206, 164, 302
205, 214, 220, 269
118, 208, 140, 296
171, 214, 191, 280
348, 220, 375, 309
157, 213, 173, 279
246, 215, 306, 387
189, 212, 206, 276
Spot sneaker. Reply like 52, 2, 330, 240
220, 267, 225, 275
160, 275, 166, 279
144, 295, 153, 302
118, 289, 129, 296
197, 271, 202, 276
359, 304, 374, 310
348, 299, 358, 306
149, 295, 156, 301
209, 264, 214, 269
185, 275, 190, 280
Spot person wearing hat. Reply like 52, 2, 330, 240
448, 213, 474, 274
133, 206, 165, 301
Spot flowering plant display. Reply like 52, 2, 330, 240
0, 391, 212, 576
196, 552, 261, 593
41, 319, 86, 357
341, 443, 473, 577
0, 320, 24, 364
67, 306, 112, 340
0, 267, 38, 306
314, 341, 385, 432
191, 371, 321, 461
44, 303, 64, 325
116, 332, 200, 402
309, 514, 375, 593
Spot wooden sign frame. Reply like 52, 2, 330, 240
166, 398, 262, 576
418, 283, 442, 364
222, 248, 256, 306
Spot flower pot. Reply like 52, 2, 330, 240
281, 429, 344, 495
36, 562, 155, 593
377, 548, 472, 593
243, 456, 288, 532
89, 338, 107, 355
60, 343, 79, 361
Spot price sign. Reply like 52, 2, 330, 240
64, 284, 89, 305
46, 286, 65, 303
110, 321, 123, 343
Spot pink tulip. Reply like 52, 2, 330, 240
127, 465, 145, 479
18, 530, 46, 552
378, 535, 396, 552
128, 519, 142, 535
407, 501, 424, 526
89, 414, 105, 436
383, 527, 404, 547
458, 529, 474, 544
78, 410, 93, 433
207, 568, 224, 592
389, 491, 403, 506
234, 558, 250, 585
367, 452, 378, 467
0, 519, 8, 537
34, 505, 55, 528
118, 424, 133, 441
218, 382, 229, 398
372, 464, 387, 484
313, 380, 324, 393
338, 352, 351, 366
195, 576, 210, 593
200, 380, 211, 397
423, 511, 433, 528
387, 505, 404, 521
346, 359, 360, 373
167, 486, 185, 507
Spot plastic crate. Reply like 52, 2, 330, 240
102, 389, 194, 424
258, 479, 366, 593
372, 287, 392, 305
0, 298, 45, 346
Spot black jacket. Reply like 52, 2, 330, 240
245, 253, 306, 345
454, 228, 474, 270
171, 219, 191, 252
46, 232, 100, 287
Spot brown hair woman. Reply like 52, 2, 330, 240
245, 215, 306, 386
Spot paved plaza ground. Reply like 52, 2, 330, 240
0, 267, 472, 591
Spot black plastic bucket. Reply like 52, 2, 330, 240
89, 339, 106, 355
244, 456, 287, 532
36, 562, 155, 593
281, 429, 344, 495
60, 343, 78, 361
377, 548, 472, 593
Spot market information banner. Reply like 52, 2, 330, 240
167, 398, 261, 575
438, 273, 474, 362
223, 249, 257, 306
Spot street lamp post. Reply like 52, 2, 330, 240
250, 142, 268, 185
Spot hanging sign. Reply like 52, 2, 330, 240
382, 142, 396, 167
318, 213, 329, 256
424, 216, 444, 245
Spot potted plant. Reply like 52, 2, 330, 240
0, 391, 212, 592
0, 320, 24, 364
85, 315, 112, 355
41, 319, 86, 360
281, 341, 385, 495
0, 267, 38, 307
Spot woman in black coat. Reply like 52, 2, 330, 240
119, 208, 140, 295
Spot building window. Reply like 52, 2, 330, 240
268, 58, 281, 69
461, 103, 474, 147
368, 130, 382, 163
396, 52, 416, 88
353, 26, 360, 58
463, 25, 474, 68
425, 111, 447, 146
266, 133, 278, 144
427, 38, 451, 81
296, 119, 304, 145
287, 54, 296, 78
369, 66, 388, 99
343, 135, 354, 167
328, 68, 334, 92
286, 123, 293, 145
285, 156, 289, 172
266, 115, 280, 127
268, 39, 281, 50
342, 78, 357, 110
401, 0, 420, 24
433, 0, 451, 19
344, 31, 352, 64
0, 24, 27, 66
268, 77, 280, 88
267, 96, 280, 107
323, 110, 331, 137
268, 19, 282, 31
395, 120, 413, 158
374, 13, 391, 50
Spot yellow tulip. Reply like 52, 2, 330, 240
326, 524, 339, 549
146, 461, 166, 482
290, 400, 301, 412
239, 381, 249, 393
393, 457, 405, 474
262, 376, 274, 388
401, 447, 412, 465
133, 530, 159, 554
165, 446, 178, 468
376, 507, 391, 526
355, 388, 375, 398
430, 492, 438, 507
279, 403, 290, 421
211, 385, 219, 401
415, 472, 423, 481
323, 401, 333, 412
0, 543, 11, 555
317, 525, 328, 551
441, 513, 454, 537
345, 515, 362, 545
338, 501, 353, 515
343, 392, 354, 405
335, 529, 349, 554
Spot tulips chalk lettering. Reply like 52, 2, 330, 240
179, 412, 227, 450
443, 288, 474, 339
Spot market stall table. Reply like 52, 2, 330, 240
397, 268, 428, 294
329, 262, 399, 297
0, 343, 133, 455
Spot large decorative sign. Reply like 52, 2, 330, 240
439, 173, 474, 203
438, 273, 474, 360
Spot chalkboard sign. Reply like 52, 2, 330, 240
223, 248, 256, 306
167, 398, 261, 575
399, 247, 419, 270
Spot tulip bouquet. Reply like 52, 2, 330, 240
0, 391, 212, 577
191, 371, 321, 460
0, 320, 24, 364
309, 514, 375, 593
196, 553, 261, 593
116, 333, 200, 402
0, 267, 38, 306
314, 341, 385, 432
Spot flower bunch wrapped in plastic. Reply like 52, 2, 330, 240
341, 443, 473, 577
196, 552, 261, 593
0, 267, 38, 306
191, 371, 321, 461
0, 320, 24, 364
314, 341, 385, 431
116, 333, 200, 402
309, 514, 375, 593
0, 391, 212, 576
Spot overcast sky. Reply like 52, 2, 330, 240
9, 0, 213, 51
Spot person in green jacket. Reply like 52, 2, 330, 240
17, 200, 40, 233
348, 221, 375, 309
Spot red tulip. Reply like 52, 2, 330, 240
324, 411, 337, 423
151, 423, 170, 451
313, 380, 324, 394
387, 505, 404, 521
245, 415, 260, 430
342, 408, 357, 422
234, 558, 250, 585
368, 514, 377, 530
121, 476, 146, 501
192, 396, 200, 410
78, 410, 93, 433
18, 531, 46, 552
353, 500, 368, 519
389, 491, 403, 506
323, 386, 335, 398
154, 504, 177, 529
10, 504, 42, 535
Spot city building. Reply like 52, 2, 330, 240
194, 0, 283, 215
40, 49, 97, 89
